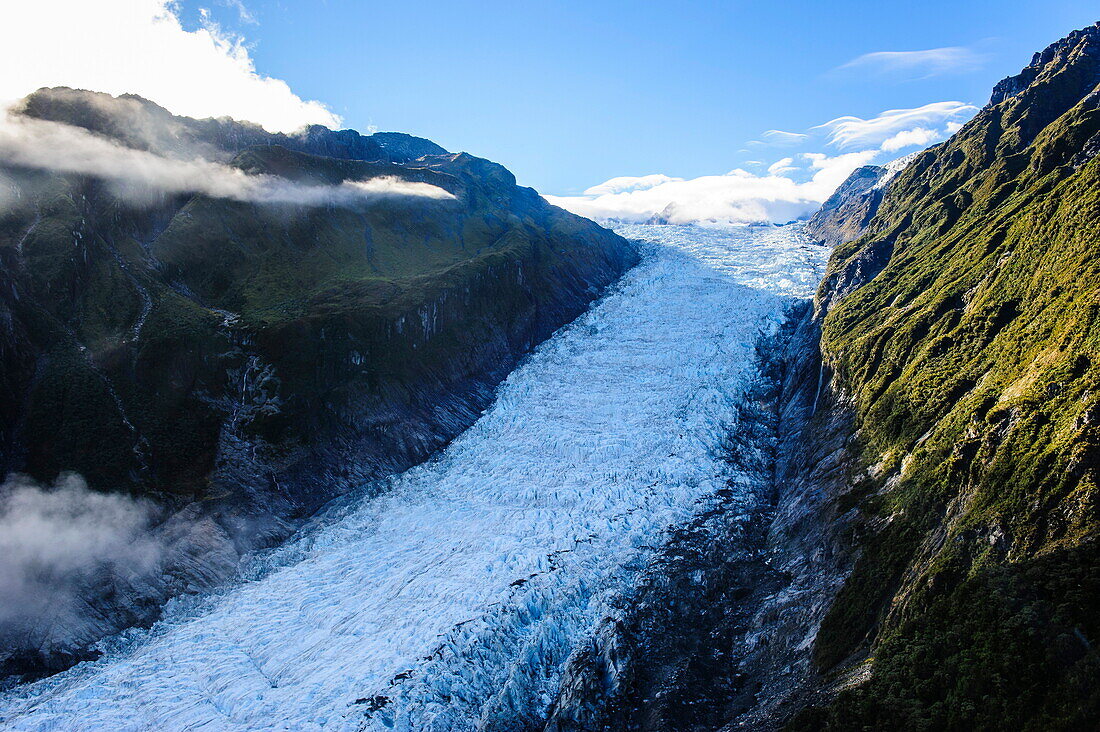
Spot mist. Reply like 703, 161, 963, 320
0, 111, 455, 208
0, 473, 164, 656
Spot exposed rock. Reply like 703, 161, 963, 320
989, 22, 1100, 107
369, 131, 449, 162
805, 153, 920, 250
803, 166, 886, 248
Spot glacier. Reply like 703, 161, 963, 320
0, 223, 829, 731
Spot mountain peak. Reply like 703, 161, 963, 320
989, 20, 1100, 107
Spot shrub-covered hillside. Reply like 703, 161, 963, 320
794, 21, 1100, 731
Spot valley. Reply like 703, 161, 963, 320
0, 224, 827, 730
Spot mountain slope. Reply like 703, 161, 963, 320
0, 89, 638, 679
804, 154, 918, 248
803, 165, 887, 247
794, 21, 1100, 730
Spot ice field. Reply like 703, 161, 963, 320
0, 223, 829, 731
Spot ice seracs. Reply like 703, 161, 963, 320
0, 223, 828, 732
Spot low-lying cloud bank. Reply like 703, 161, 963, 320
546, 150, 877, 225
0, 474, 163, 648
0, 111, 455, 208
548, 101, 977, 225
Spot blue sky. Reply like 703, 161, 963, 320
1, 1, 1096, 222
176, 0, 1097, 194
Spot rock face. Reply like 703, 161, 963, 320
803, 165, 887, 247
0, 89, 638, 680
988, 23, 1100, 107
369, 131, 450, 163
541, 21, 1100, 731
804, 153, 919, 248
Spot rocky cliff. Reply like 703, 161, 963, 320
804, 165, 887, 248
0, 89, 638, 680
540, 21, 1100, 731
804, 153, 919, 249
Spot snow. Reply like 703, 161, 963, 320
0, 223, 829, 731
873, 151, 922, 190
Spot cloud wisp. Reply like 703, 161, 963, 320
818, 101, 977, 150
219, 0, 258, 25
0, 473, 164, 648
760, 130, 810, 147
0, 112, 455, 208
0, 0, 336, 133
834, 46, 988, 81
548, 101, 977, 226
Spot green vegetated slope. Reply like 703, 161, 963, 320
793, 23, 1100, 731
0, 89, 636, 508
0, 89, 638, 678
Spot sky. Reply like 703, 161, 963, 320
1, 0, 1097, 223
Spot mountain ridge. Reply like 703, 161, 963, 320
0, 89, 638, 680
794, 19, 1100, 730
14, 86, 451, 165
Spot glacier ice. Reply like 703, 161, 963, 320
0, 223, 829, 731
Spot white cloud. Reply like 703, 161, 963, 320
818, 101, 977, 150
547, 99, 976, 226
761, 129, 809, 147
835, 46, 987, 81
0, 0, 338, 133
880, 126, 941, 152
0, 112, 455, 207
767, 157, 796, 175
583, 174, 683, 196
803, 149, 882, 190
0, 473, 164, 642
546, 150, 881, 225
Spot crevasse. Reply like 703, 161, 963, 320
0, 223, 828, 732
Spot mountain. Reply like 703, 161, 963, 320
804, 153, 919, 248
793, 21, 1100, 730
804, 165, 887, 247
17, 86, 388, 162
0, 88, 638, 679
542, 22, 1100, 731
368, 132, 450, 163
